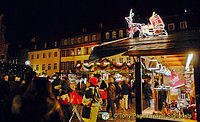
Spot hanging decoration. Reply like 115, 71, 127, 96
75, 58, 135, 72
83, 63, 93, 69
168, 70, 185, 88
125, 9, 168, 38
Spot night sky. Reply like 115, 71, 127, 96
0, 0, 199, 45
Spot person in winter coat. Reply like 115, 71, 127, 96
106, 77, 116, 119
100, 80, 107, 106
59, 78, 72, 121
113, 80, 121, 109
12, 77, 64, 122
52, 76, 62, 98
121, 78, 130, 110
82, 77, 101, 122
142, 79, 152, 107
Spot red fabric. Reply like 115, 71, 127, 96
58, 98, 69, 105
69, 92, 83, 104
100, 91, 107, 99
89, 77, 98, 86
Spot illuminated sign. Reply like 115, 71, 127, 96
125, 9, 168, 38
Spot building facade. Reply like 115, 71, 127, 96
60, 32, 101, 73
28, 48, 60, 76
0, 14, 8, 63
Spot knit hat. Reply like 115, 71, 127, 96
89, 77, 98, 86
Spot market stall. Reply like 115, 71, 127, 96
89, 31, 200, 121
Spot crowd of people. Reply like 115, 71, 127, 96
0, 71, 137, 122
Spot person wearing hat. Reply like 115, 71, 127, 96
82, 77, 101, 122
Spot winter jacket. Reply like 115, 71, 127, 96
107, 83, 116, 100
121, 82, 129, 95
100, 81, 107, 90
82, 86, 101, 106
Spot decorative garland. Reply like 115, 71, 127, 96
75, 58, 135, 71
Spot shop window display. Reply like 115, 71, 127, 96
141, 55, 196, 120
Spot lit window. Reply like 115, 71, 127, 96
77, 48, 81, 55
55, 41, 57, 47
36, 54, 39, 59
44, 43, 47, 48
168, 23, 175, 31
42, 64, 45, 70
85, 47, 89, 55
84, 36, 88, 42
78, 37, 81, 43
48, 64, 51, 70
71, 49, 75, 56
127, 57, 131, 63
119, 30, 123, 37
54, 52, 57, 57
71, 38, 75, 44
92, 34, 96, 41
61, 50, 66, 57
54, 63, 57, 69
106, 32, 110, 39
43, 53, 45, 58
31, 55, 34, 59
112, 59, 116, 62
49, 52, 51, 58
112, 31, 116, 38
119, 58, 123, 63
61, 62, 65, 70
67, 50, 70, 56
36, 65, 39, 71
180, 21, 187, 29
34, 45, 37, 50
64, 39, 68, 45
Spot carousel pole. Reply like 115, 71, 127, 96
134, 56, 142, 121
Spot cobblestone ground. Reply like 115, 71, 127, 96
71, 98, 136, 122
97, 100, 136, 122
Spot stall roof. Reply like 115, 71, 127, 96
89, 31, 200, 61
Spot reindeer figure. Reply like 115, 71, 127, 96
125, 10, 168, 38
125, 9, 144, 38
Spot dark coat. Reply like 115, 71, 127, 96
100, 81, 107, 90
107, 83, 116, 100
113, 82, 121, 95
121, 82, 129, 95
12, 95, 64, 122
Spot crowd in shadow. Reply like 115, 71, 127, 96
0, 71, 65, 122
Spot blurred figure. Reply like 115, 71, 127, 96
142, 77, 152, 108
106, 77, 116, 119
100, 80, 107, 106
12, 77, 64, 122
82, 77, 101, 122
0, 78, 10, 122
113, 79, 121, 109
52, 76, 62, 98
20, 71, 37, 94
59, 78, 72, 121
121, 78, 129, 110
